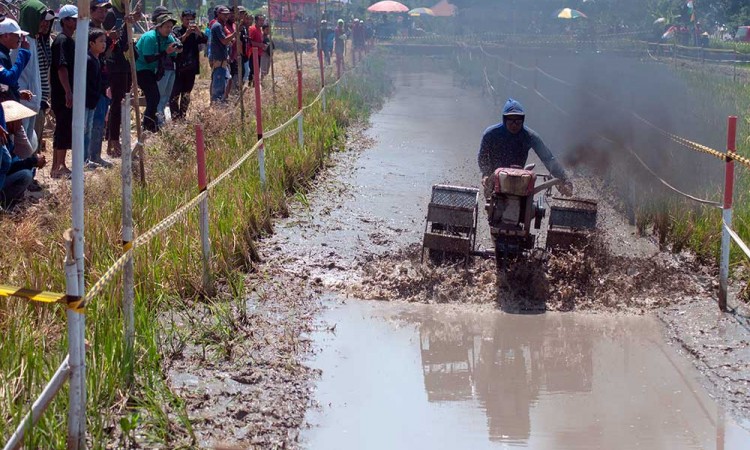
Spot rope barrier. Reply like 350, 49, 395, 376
724, 221, 750, 260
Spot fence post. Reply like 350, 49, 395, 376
121, 93, 135, 384
253, 47, 266, 189
195, 125, 214, 295
719, 116, 737, 312
64, 228, 85, 450
68, 3, 89, 447
319, 49, 326, 113
297, 69, 304, 148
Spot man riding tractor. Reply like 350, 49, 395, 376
478, 98, 572, 200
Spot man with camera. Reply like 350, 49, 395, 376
170, 9, 207, 120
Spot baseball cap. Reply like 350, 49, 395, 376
0, 18, 29, 36
58, 5, 78, 20
216, 5, 230, 14
182, 9, 196, 17
42, 9, 56, 21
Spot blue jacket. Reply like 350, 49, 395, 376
0, 44, 31, 101
478, 99, 566, 179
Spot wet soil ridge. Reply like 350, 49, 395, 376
340, 238, 714, 313
164, 274, 320, 449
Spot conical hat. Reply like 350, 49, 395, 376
2, 100, 36, 123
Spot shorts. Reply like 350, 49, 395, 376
52, 105, 73, 150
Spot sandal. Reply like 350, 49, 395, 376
50, 167, 72, 179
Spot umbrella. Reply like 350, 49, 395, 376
430, 0, 456, 16
409, 7, 434, 16
368, 1, 409, 13
555, 8, 587, 19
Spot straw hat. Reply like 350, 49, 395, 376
2, 100, 37, 123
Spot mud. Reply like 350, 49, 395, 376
160, 63, 750, 448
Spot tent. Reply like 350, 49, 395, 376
430, 0, 457, 17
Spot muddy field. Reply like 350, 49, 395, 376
160, 65, 750, 448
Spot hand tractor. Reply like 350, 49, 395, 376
421, 164, 597, 269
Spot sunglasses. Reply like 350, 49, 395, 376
505, 118, 524, 125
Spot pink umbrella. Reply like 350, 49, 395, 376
367, 0, 409, 13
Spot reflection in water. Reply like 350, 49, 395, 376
419, 315, 597, 444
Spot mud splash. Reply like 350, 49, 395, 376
339, 236, 713, 314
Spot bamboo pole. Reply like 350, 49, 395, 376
121, 93, 135, 385
124, 0, 146, 185
252, 47, 266, 188
3, 357, 71, 450
69, 0, 90, 444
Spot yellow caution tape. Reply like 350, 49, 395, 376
66, 297, 85, 314
0, 284, 66, 303
122, 241, 133, 252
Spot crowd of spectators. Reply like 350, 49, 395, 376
0, 1, 282, 211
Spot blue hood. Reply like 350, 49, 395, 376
502, 98, 525, 117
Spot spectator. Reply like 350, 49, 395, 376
170, 9, 207, 120
16, 0, 54, 192
86, 0, 113, 168
104, 0, 134, 158
248, 14, 266, 78
320, 19, 333, 65
261, 24, 274, 78
50, 5, 77, 178
0, 100, 44, 208
208, 5, 234, 103
151, 8, 177, 126
84, 28, 106, 168
135, 13, 179, 132
239, 12, 253, 86
16, 0, 54, 148
334, 18, 346, 75
0, 18, 32, 102
224, 8, 238, 99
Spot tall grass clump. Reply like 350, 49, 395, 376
0, 53, 390, 448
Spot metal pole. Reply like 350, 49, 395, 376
195, 125, 214, 295
719, 116, 737, 312
69, 1, 89, 446
253, 47, 266, 188
297, 69, 304, 148
64, 230, 85, 450
121, 93, 134, 384
3, 357, 71, 450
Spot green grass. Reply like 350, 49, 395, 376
0, 53, 390, 448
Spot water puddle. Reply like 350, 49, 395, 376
302, 300, 750, 449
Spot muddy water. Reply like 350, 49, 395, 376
303, 300, 750, 449
288, 69, 750, 448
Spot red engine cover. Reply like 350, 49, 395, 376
492, 167, 536, 196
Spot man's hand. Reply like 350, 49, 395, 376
166, 42, 178, 54
19, 90, 33, 101
65, 90, 73, 109
557, 180, 573, 197
36, 154, 47, 168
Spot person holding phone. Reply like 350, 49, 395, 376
170, 9, 206, 120
135, 13, 180, 132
